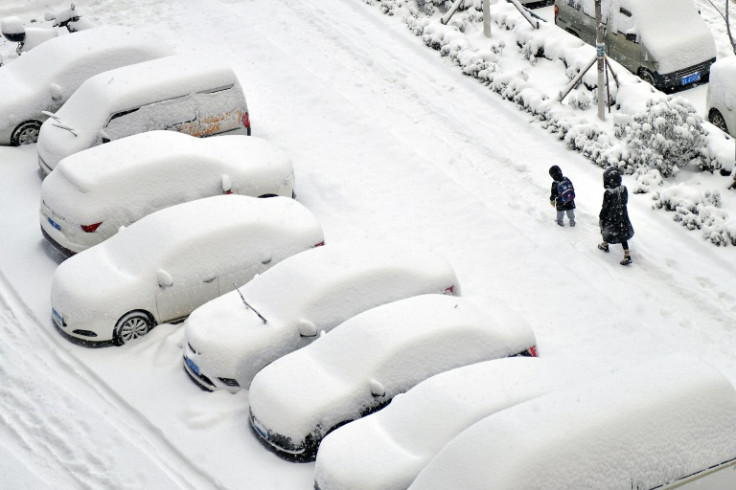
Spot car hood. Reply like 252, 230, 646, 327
0, 77, 43, 134
51, 247, 146, 322
184, 290, 296, 386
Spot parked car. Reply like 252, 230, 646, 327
37, 54, 251, 174
50, 195, 324, 345
554, 0, 716, 91
40, 131, 294, 255
707, 56, 736, 138
0, 26, 170, 146
314, 356, 613, 490
249, 294, 537, 461
408, 353, 736, 490
182, 242, 460, 392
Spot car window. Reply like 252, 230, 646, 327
104, 94, 197, 140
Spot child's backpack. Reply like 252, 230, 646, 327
557, 177, 575, 204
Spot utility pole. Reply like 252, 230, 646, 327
595, 0, 605, 121
483, 0, 491, 38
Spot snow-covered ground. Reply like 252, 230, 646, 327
2, 0, 736, 488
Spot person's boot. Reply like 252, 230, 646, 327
598, 242, 609, 252
620, 252, 632, 266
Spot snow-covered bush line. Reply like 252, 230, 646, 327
361, 0, 732, 245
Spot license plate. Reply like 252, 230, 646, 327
47, 217, 61, 231
251, 416, 269, 440
184, 356, 201, 376
681, 72, 701, 85
52, 308, 64, 327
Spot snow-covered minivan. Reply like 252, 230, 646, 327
707, 57, 736, 138
554, 0, 716, 91
37, 55, 251, 174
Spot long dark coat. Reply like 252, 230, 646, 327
599, 185, 634, 244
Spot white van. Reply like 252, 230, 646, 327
36, 55, 251, 174
706, 56, 736, 138
554, 0, 716, 91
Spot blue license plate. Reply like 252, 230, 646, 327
681, 72, 701, 85
52, 308, 64, 327
184, 356, 201, 376
47, 217, 61, 231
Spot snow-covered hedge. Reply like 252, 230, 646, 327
361, 0, 735, 246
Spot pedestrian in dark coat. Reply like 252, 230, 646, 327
598, 167, 634, 265
548, 165, 576, 227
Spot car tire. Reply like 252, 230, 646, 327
709, 109, 729, 135
638, 68, 656, 87
113, 310, 154, 346
11, 120, 42, 146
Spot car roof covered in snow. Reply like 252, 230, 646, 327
408, 353, 736, 490
42, 131, 293, 221
55, 54, 241, 128
248, 294, 536, 442
314, 356, 616, 490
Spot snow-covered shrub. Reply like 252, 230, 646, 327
566, 88, 592, 111
653, 185, 724, 234
620, 97, 708, 178
632, 167, 663, 194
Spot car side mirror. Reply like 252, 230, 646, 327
157, 269, 173, 288
98, 129, 110, 144
625, 31, 639, 43
370, 379, 385, 397
297, 319, 317, 338
221, 174, 232, 194
50, 83, 63, 102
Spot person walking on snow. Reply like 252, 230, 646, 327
598, 167, 634, 266
549, 165, 576, 227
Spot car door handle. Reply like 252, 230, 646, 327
203, 276, 216, 283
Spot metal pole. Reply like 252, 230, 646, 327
595, 0, 605, 121
483, 0, 491, 38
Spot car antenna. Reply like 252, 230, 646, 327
232, 281, 267, 324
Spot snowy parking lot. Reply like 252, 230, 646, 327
2, 0, 736, 488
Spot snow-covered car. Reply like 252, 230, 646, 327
50, 195, 324, 345
182, 242, 460, 392
36, 54, 250, 173
249, 294, 537, 461
0, 26, 170, 146
314, 356, 613, 490
408, 353, 736, 490
40, 131, 294, 255
707, 57, 736, 138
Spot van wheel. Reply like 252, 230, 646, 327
113, 310, 154, 345
638, 69, 656, 87
709, 109, 729, 135
565, 29, 579, 39
11, 120, 41, 146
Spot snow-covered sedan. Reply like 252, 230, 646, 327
707, 56, 736, 138
40, 131, 294, 255
182, 242, 460, 392
0, 26, 170, 146
408, 353, 736, 490
315, 356, 612, 490
50, 195, 324, 345
248, 294, 537, 461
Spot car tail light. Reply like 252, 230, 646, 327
553, 4, 558, 20
526, 346, 538, 357
444, 285, 456, 295
313, 241, 325, 247
242, 112, 251, 135
81, 222, 102, 233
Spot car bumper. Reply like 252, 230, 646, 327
182, 342, 242, 392
51, 307, 113, 343
654, 58, 715, 90
249, 411, 314, 460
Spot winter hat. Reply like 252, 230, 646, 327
549, 165, 563, 181
603, 167, 622, 189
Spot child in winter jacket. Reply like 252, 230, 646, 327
549, 165, 576, 227
598, 167, 635, 265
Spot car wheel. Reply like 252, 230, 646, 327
638, 69, 656, 87
709, 109, 729, 135
11, 120, 42, 146
114, 311, 154, 345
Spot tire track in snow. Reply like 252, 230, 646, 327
0, 270, 224, 490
